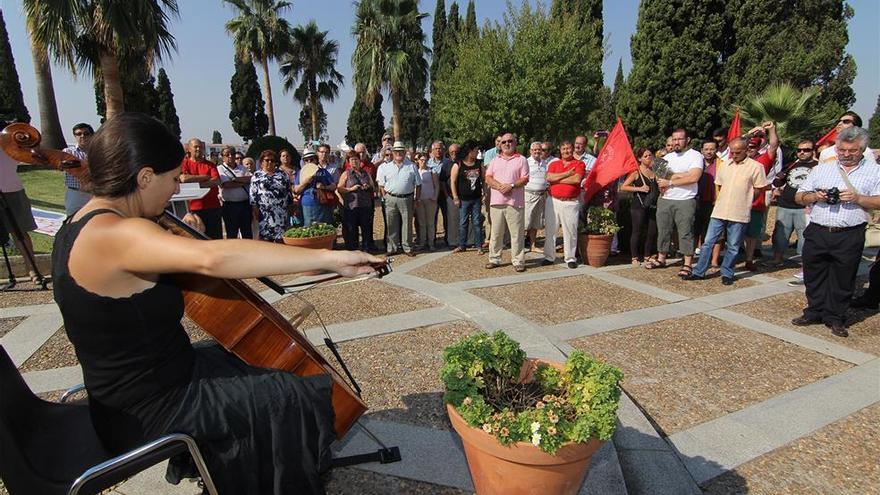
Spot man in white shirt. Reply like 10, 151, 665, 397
652, 128, 704, 277
524, 141, 550, 251
377, 141, 421, 256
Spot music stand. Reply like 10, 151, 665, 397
0, 190, 48, 291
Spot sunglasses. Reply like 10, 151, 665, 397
500, 140, 514, 145
797, 148, 813, 153
261, 158, 276, 163
838, 119, 854, 124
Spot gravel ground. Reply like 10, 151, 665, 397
470, 275, 665, 325
702, 403, 880, 495
0, 283, 55, 308
612, 264, 759, 298
408, 248, 564, 283
0, 316, 24, 338
317, 320, 480, 430
326, 467, 472, 495
18, 326, 77, 373
729, 291, 880, 356
273, 279, 439, 329
570, 314, 851, 435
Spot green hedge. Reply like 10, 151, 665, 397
245, 136, 301, 164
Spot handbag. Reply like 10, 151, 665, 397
635, 170, 659, 209
835, 167, 878, 248
317, 187, 337, 206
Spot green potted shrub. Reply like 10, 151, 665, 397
281, 222, 337, 249
442, 331, 623, 495
578, 206, 621, 267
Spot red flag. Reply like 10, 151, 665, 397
816, 127, 837, 147
583, 118, 638, 203
727, 108, 741, 142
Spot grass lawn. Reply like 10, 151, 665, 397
14, 166, 66, 254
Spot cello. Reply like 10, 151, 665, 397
0, 123, 371, 439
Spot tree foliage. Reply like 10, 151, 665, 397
609, 59, 624, 121
432, 2, 603, 146
93, 51, 160, 123
351, 0, 429, 140
550, 0, 602, 45
346, 90, 385, 150
280, 21, 343, 142
720, 0, 856, 122
868, 95, 880, 149
463, 1, 478, 39
618, 0, 726, 148
229, 58, 269, 143
0, 8, 30, 123
739, 83, 830, 153
430, 0, 447, 100
212, 130, 223, 144
299, 101, 327, 142
156, 68, 181, 139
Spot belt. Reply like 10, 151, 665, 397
552, 196, 579, 201
386, 192, 413, 198
811, 223, 866, 233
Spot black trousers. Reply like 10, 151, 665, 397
630, 206, 658, 259
194, 207, 223, 240
802, 223, 865, 325
221, 201, 253, 239
342, 206, 372, 250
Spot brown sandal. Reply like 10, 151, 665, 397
644, 258, 666, 269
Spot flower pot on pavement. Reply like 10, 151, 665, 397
578, 233, 613, 268
281, 232, 336, 249
446, 358, 605, 495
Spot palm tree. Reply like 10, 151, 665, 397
738, 82, 832, 150
351, 0, 429, 141
224, 0, 293, 136
280, 22, 344, 143
24, 0, 179, 121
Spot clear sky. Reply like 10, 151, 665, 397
2, 0, 878, 148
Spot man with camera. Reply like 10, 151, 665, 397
793, 127, 880, 337
62, 123, 93, 215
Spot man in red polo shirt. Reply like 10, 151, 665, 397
544, 141, 586, 268
743, 122, 778, 270
180, 138, 222, 238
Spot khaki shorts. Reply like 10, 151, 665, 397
0, 190, 38, 234
524, 190, 547, 230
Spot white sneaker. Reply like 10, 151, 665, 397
793, 271, 804, 280
695, 247, 701, 256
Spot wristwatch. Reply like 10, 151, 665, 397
510, 183, 516, 189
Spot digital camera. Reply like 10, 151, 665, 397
820, 187, 841, 205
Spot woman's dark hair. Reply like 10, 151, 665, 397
259, 149, 277, 163
635, 147, 652, 159
86, 112, 184, 198
456, 140, 478, 162
345, 150, 360, 165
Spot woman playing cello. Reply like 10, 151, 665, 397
50, 113, 381, 494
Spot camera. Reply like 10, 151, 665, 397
820, 187, 841, 205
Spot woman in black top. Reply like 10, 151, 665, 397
52, 113, 380, 494
620, 147, 660, 266
450, 141, 485, 253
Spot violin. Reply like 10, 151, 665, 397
0, 123, 372, 438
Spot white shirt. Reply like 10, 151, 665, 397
660, 148, 703, 200
217, 162, 252, 202
819, 145, 876, 165
377, 159, 421, 195
525, 156, 550, 191
798, 159, 880, 228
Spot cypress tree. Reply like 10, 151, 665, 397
429, 0, 447, 100
299, 102, 327, 142
618, 0, 726, 148
551, 0, 602, 44
229, 58, 269, 143
720, 0, 856, 121
346, 90, 385, 151
463, 1, 478, 39
0, 9, 30, 123
869, 95, 880, 149
156, 68, 181, 140
448, 2, 461, 37
212, 130, 222, 144
609, 59, 624, 119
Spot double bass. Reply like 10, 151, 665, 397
0, 123, 369, 438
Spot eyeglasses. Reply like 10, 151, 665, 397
838, 119, 855, 124
382, 137, 392, 142
797, 148, 814, 153
261, 158, 276, 163
74, 131, 92, 137
500, 140, 514, 145
221, 152, 232, 156
541, 149, 549, 152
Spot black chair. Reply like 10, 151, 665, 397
0, 346, 218, 495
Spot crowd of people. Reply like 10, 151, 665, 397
50, 110, 880, 338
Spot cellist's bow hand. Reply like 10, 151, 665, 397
327, 250, 387, 278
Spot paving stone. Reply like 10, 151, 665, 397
612, 265, 759, 298
0, 316, 24, 338
408, 249, 562, 283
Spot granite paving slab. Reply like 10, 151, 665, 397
701, 403, 880, 495
469, 275, 665, 325
729, 291, 880, 356
17, 326, 76, 372
0, 285, 55, 308
326, 467, 472, 495
408, 249, 563, 283
0, 316, 24, 338
612, 265, 759, 298
570, 314, 851, 435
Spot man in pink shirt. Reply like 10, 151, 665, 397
484, 133, 530, 272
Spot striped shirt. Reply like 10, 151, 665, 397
797, 159, 880, 227
61, 145, 87, 189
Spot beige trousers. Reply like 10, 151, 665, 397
545, 197, 580, 263
489, 205, 525, 266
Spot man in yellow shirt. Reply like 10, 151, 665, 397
684, 138, 769, 285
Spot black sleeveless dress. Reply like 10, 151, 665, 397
52, 209, 336, 494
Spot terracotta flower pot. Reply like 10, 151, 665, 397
447, 359, 604, 495
281, 232, 336, 249
578, 233, 613, 268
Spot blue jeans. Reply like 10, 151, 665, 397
302, 204, 333, 226
772, 207, 807, 256
458, 199, 483, 248
694, 218, 746, 279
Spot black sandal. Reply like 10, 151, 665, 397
644, 258, 666, 269
678, 265, 692, 278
